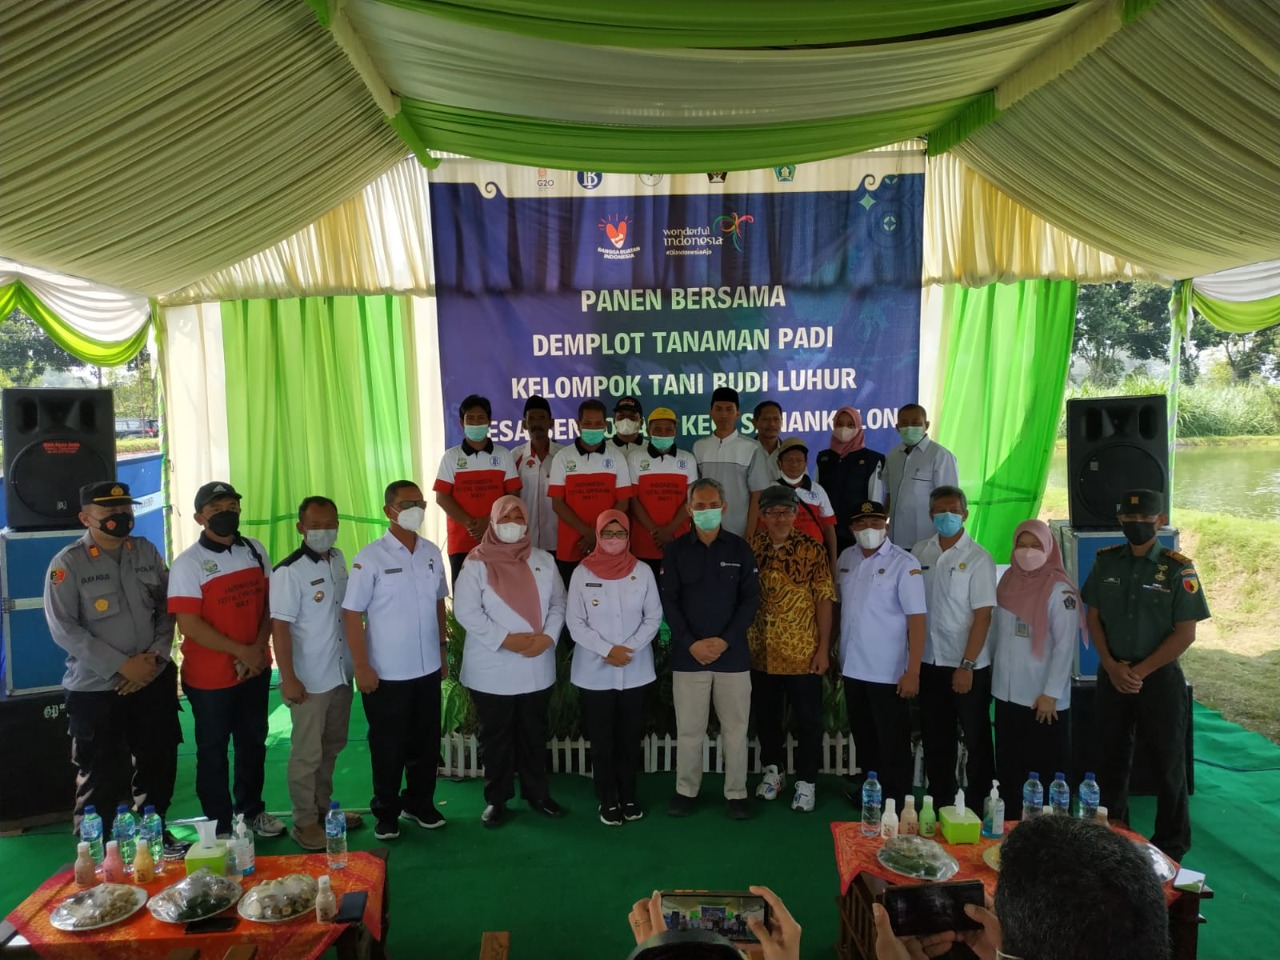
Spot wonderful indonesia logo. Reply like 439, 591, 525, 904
664, 211, 755, 256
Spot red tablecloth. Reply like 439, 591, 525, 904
830, 820, 1179, 904
4, 852, 385, 960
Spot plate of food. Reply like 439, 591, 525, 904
876, 836, 960, 881
1132, 839, 1177, 883
50, 884, 148, 932
238, 874, 319, 923
147, 869, 242, 924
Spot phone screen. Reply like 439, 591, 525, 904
658, 890, 769, 943
882, 881, 985, 938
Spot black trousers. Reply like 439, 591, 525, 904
449, 552, 467, 587
66, 661, 182, 832
639, 557, 663, 582
993, 697, 1068, 820
1096, 662, 1191, 860
470, 686, 553, 806
182, 668, 270, 834
919, 663, 995, 800
579, 685, 649, 806
361, 671, 441, 823
752, 671, 823, 784
844, 677, 912, 806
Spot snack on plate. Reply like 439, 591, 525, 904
50, 884, 144, 931
876, 835, 960, 881
239, 873, 319, 922
147, 868, 242, 923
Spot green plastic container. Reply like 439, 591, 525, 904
940, 804, 981, 844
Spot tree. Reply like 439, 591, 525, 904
0, 308, 81, 384
1073, 281, 1170, 385
1189, 312, 1280, 382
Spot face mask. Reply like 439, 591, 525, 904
395, 506, 425, 531
494, 522, 526, 544
692, 508, 722, 531
1120, 520, 1157, 546
899, 425, 926, 446
614, 418, 640, 436
463, 423, 490, 443
833, 427, 856, 443
855, 527, 886, 550
650, 435, 675, 452
1014, 547, 1047, 571
932, 512, 964, 537
781, 472, 805, 486
98, 512, 134, 539
305, 529, 338, 553
207, 510, 240, 538
580, 428, 606, 446
598, 536, 629, 555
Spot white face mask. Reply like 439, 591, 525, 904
395, 506, 425, 531
833, 427, 856, 443
781, 472, 805, 485
855, 528, 886, 550
614, 417, 640, 436
305, 529, 338, 553
494, 522, 527, 544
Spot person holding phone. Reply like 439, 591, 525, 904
567, 510, 663, 826
454, 495, 567, 828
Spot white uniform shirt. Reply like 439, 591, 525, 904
836, 540, 926, 684
271, 545, 352, 693
567, 562, 663, 691
510, 440, 567, 552
990, 589, 1078, 710
342, 532, 449, 681
884, 435, 959, 548
912, 532, 997, 668
692, 432, 772, 537
454, 549, 566, 696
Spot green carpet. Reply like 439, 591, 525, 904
2, 696, 1277, 958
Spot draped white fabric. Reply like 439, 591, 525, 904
0, 258, 151, 340
1192, 260, 1280, 302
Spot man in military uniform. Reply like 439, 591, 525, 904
1081, 488, 1210, 861
44, 482, 184, 854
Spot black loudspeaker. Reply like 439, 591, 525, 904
1065, 393, 1168, 529
0, 688, 73, 829
2, 388, 115, 531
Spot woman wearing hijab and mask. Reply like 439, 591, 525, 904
816, 407, 886, 557
990, 519, 1085, 819
567, 510, 663, 826
454, 495, 567, 828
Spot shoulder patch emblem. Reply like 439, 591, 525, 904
1183, 577, 1200, 594
1098, 544, 1124, 554
1063, 595, 1077, 610
50, 567, 66, 586
353, 562, 362, 569
909, 569, 922, 576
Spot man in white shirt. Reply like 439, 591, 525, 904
692, 387, 772, 537
342, 480, 450, 842
836, 500, 926, 806
911, 485, 997, 801
883, 404, 959, 548
271, 496, 361, 851
509, 396, 566, 553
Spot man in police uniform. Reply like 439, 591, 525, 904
44, 482, 184, 855
1081, 488, 1210, 861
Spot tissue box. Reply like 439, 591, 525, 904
185, 841, 229, 876
939, 805, 981, 844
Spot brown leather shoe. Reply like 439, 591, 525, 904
290, 822, 326, 852
343, 811, 365, 830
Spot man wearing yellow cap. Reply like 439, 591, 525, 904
626, 407, 699, 578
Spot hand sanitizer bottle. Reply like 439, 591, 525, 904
880, 798, 899, 838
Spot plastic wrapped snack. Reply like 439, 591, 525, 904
876, 835, 960, 881
238, 873, 319, 923
50, 884, 147, 931
147, 868, 242, 923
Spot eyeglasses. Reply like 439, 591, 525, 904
762, 508, 796, 518
395, 500, 427, 510
599, 530, 630, 540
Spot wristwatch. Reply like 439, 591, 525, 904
959, 658, 978, 670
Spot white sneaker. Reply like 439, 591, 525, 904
791, 781, 816, 813
250, 811, 286, 837
756, 765, 785, 801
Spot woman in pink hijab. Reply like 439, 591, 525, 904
815, 406, 886, 556
989, 519, 1086, 818
454, 495, 567, 828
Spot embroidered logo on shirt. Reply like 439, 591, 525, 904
202, 560, 219, 575
94, 598, 109, 612
456, 457, 467, 468
50, 568, 67, 586
566, 461, 578, 472
1183, 577, 1200, 594
1063, 595, 1077, 609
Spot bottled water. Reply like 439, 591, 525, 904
860, 773, 882, 838
1022, 772, 1043, 820
139, 805, 165, 870
80, 806, 105, 865
1078, 772, 1101, 819
112, 805, 138, 872
1049, 772, 1071, 816
325, 801, 348, 869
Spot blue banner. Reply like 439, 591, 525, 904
429, 160, 924, 459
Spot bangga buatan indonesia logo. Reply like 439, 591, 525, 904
597, 214, 639, 260
713, 212, 754, 252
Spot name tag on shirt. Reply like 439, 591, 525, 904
310, 578, 325, 586
1015, 620, 1030, 638
385, 567, 403, 574
586, 582, 603, 588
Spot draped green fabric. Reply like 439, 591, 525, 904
220, 297, 416, 564
1190, 287, 1280, 333
934, 280, 1079, 562
372, 0, 1075, 47
399, 95, 977, 173
0, 281, 149, 366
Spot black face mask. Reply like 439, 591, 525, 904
98, 512, 134, 539
208, 510, 240, 538
1120, 520, 1157, 546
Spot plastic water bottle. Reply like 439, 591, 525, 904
80, 806, 105, 865
860, 772, 883, 838
325, 801, 348, 869
139, 806, 165, 872
112, 805, 138, 872
1022, 772, 1043, 819
1049, 772, 1071, 816
1078, 772, 1101, 820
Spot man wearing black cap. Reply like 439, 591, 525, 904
611, 396, 645, 449
44, 482, 184, 854
692, 387, 772, 538
1081, 488, 1210, 861
168, 481, 282, 837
